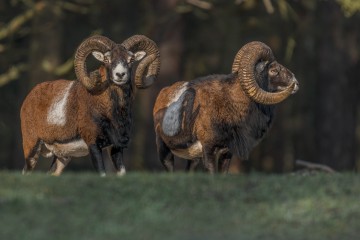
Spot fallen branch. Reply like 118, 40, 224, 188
295, 159, 336, 173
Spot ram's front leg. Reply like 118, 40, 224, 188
110, 146, 126, 176
89, 144, 106, 176
185, 159, 200, 172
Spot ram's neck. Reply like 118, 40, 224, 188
227, 74, 253, 112
108, 83, 134, 118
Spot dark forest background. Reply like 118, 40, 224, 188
0, 0, 359, 173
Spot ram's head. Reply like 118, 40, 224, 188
74, 35, 160, 91
232, 41, 299, 105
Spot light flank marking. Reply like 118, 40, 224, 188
47, 82, 73, 126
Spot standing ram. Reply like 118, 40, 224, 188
21, 35, 160, 176
153, 41, 299, 173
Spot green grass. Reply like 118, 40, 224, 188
0, 172, 359, 240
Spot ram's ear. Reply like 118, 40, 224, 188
255, 61, 268, 73
134, 51, 146, 61
92, 51, 111, 64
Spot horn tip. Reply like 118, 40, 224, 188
136, 75, 156, 89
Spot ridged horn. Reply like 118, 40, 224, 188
232, 41, 295, 105
74, 35, 116, 91
121, 35, 160, 89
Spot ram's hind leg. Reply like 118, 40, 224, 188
22, 138, 41, 175
48, 156, 71, 176
156, 135, 174, 172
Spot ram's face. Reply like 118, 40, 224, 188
92, 47, 146, 86
108, 47, 133, 85
267, 61, 299, 94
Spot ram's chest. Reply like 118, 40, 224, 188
226, 105, 274, 158
252, 117, 272, 141
246, 107, 274, 143
95, 102, 132, 148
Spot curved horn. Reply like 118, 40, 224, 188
232, 41, 296, 105
121, 35, 160, 89
74, 35, 116, 91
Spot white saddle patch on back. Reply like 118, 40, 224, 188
171, 141, 203, 160
47, 82, 73, 126
167, 82, 188, 107
162, 82, 189, 136
44, 139, 89, 158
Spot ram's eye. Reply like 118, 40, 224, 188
270, 69, 278, 75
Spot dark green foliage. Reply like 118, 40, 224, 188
0, 172, 359, 240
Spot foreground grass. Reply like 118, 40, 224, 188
0, 172, 359, 240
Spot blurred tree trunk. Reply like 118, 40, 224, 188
129, 0, 185, 170
314, 1, 357, 170
28, 1, 62, 86
10, 0, 63, 169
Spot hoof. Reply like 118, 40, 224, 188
116, 167, 126, 177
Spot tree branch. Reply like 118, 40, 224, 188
186, 0, 212, 10
0, 56, 73, 88
263, 0, 275, 14
0, 64, 28, 87
58, 1, 90, 14
0, 2, 45, 41
53, 57, 74, 76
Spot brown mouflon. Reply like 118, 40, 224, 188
21, 35, 160, 176
153, 41, 298, 173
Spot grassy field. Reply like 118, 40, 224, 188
0, 171, 359, 240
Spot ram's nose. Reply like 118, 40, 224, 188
292, 78, 299, 94
116, 72, 126, 79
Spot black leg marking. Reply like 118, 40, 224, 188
111, 146, 126, 176
89, 144, 106, 176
